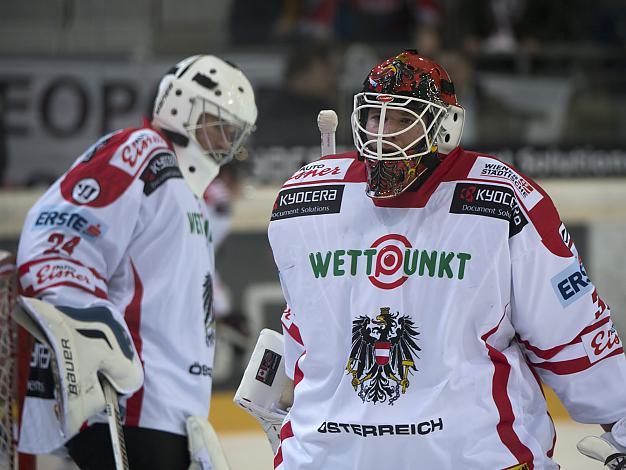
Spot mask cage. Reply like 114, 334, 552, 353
184, 97, 255, 167
351, 92, 448, 161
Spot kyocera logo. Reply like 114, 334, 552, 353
308, 234, 472, 290
460, 185, 514, 206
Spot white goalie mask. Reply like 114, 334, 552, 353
152, 55, 257, 197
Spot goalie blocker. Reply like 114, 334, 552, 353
12, 296, 143, 443
234, 329, 293, 454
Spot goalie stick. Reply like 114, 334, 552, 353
101, 376, 129, 470
317, 109, 338, 157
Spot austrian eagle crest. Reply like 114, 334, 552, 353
346, 307, 420, 405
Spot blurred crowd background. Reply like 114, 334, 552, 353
1, 0, 626, 392
1, 0, 626, 186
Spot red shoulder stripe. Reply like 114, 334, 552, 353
60, 127, 172, 207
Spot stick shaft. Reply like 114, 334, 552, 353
320, 132, 336, 156
102, 378, 129, 470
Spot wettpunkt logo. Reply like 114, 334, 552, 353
308, 234, 472, 290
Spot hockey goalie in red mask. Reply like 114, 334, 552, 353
238, 49, 626, 470
352, 49, 464, 198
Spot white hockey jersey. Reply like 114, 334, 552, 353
268, 148, 626, 470
17, 122, 216, 453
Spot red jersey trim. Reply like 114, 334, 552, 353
123, 260, 145, 427
274, 420, 294, 469
482, 316, 535, 469
294, 351, 305, 387
526, 362, 557, 459
60, 125, 174, 208
21, 281, 107, 299
18, 255, 106, 280
517, 316, 611, 360
530, 347, 623, 375
18, 256, 108, 298
281, 307, 304, 346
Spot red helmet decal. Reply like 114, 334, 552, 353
364, 50, 458, 107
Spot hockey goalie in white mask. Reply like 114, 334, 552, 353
13, 54, 257, 470
153, 55, 257, 197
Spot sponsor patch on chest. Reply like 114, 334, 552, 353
272, 184, 344, 220
449, 183, 528, 237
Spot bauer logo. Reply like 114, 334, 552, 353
551, 261, 593, 307
308, 234, 472, 289
272, 184, 344, 221
256, 349, 282, 386
449, 183, 528, 237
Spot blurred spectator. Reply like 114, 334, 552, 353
517, 0, 589, 53
589, 0, 626, 48
269, 0, 443, 46
253, 42, 339, 146
457, 0, 525, 54
228, 0, 286, 45
337, 0, 442, 44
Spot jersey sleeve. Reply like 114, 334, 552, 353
509, 185, 626, 424
16, 128, 171, 321
281, 305, 305, 381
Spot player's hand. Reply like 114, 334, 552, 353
577, 434, 626, 469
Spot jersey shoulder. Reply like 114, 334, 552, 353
451, 150, 571, 257
60, 126, 176, 207
280, 151, 365, 189
452, 150, 545, 211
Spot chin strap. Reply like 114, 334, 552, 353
160, 128, 189, 147
407, 150, 444, 192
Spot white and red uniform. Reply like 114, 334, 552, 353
17, 122, 216, 453
268, 148, 626, 469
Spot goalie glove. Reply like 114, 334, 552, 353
12, 296, 143, 440
233, 329, 292, 454
577, 417, 626, 469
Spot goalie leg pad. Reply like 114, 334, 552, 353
233, 328, 292, 453
186, 416, 231, 470
12, 296, 143, 440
